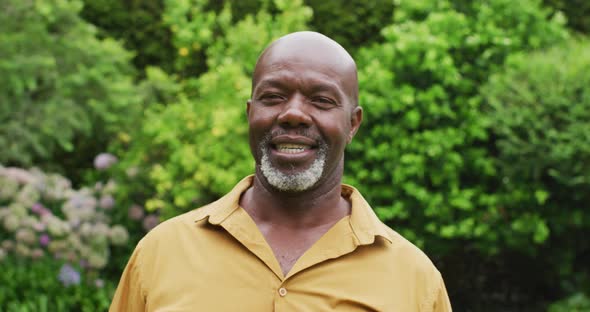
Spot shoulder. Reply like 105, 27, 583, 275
136, 204, 213, 252
128, 204, 221, 282
379, 225, 447, 307
380, 224, 442, 277
134, 176, 250, 254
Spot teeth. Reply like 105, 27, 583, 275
277, 144, 309, 154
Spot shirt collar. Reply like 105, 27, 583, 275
342, 183, 393, 244
193, 175, 394, 244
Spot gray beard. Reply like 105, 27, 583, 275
259, 137, 327, 192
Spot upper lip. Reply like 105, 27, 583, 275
270, 135, 318, 148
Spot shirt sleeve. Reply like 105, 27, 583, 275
433, 275, 452, 312
109, 241, 146, 312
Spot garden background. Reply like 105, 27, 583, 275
1, 0, 589, 310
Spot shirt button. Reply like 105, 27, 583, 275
278, 287, 288, 297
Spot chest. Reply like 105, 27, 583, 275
261, 226, 331, 275
144, 245, 417, 312
139, 220, 430, 312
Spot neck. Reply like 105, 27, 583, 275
241, 168, 351, 229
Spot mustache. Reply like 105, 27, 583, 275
258, 129, 327, 151
267, 128, 322, 141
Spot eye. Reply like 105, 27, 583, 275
257, 93, 286, 105
311, 96, 337, 109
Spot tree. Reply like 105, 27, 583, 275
0, 0, 141, 182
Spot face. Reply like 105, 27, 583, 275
247, 43, 362, 193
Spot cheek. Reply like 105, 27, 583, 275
248, 106, 278, 128
247, 108, 276, 157
317, 113, 350, 140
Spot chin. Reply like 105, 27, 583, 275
260, 148, 326, 193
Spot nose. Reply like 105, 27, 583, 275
277, 94, 312, 128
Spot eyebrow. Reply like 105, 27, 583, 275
254, 78, 344, 101
254, 79, 288, 93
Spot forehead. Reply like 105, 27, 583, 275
253, 49, 356, 99
255, 59, 345, 91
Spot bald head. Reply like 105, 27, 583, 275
252, 31, 359, 106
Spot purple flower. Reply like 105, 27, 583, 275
142, 215, 160, 232
58, 263, 81, 286
93, 153, 118, 170
32, 203, 51, 217
128, 204, 144, 220
39, 234, 50, 247
94, 278, 105, 288
39, 206, 52, 216
99, 194, 115, 210
31, 203, 44, 214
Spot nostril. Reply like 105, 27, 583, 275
278, 119, 311, 128
277, 107, 312, 126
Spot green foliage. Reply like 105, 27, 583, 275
0, 255, 114, 311
114, 0, 312, 219
80, 0, 177, 75
348, 0, 568, 252
484, 41, 590, 190
0, 0, 141, 179
543, 0, 590, 34
484, 38, 590, 223
160, 0, 227, 79
303, 0, 393, 53
548, 293, 590, 312
3, 0, 589, 309
81, 0, 393, 79
483, 38, 590, 295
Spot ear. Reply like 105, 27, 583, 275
347, 106, 363, 144
246, 99, 252, 120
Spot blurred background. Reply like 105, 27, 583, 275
1, 0, 589, 310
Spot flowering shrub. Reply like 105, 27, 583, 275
0, 162, 130, 277
58, 263, 82, 287
0, 254, 114, 310
0, 0, 142, 175
94, 153, 119, 171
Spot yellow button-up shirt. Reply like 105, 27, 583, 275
110, 176, 452, 311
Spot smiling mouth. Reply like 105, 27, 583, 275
274, 143, 313, 154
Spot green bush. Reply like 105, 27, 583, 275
0, 0, 141, 181
543, 0, 590, 34
349, 0, 567, 255
0, 255, 114, 311
113, 0, 312, 219
303, 0, 393, 53
345, 0, 569, 307
548, 293, 590, 312
80, 0, 177, 75
81, 0, 394, 78
483, 38, 590, 300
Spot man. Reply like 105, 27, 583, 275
110, 31, 452, 311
